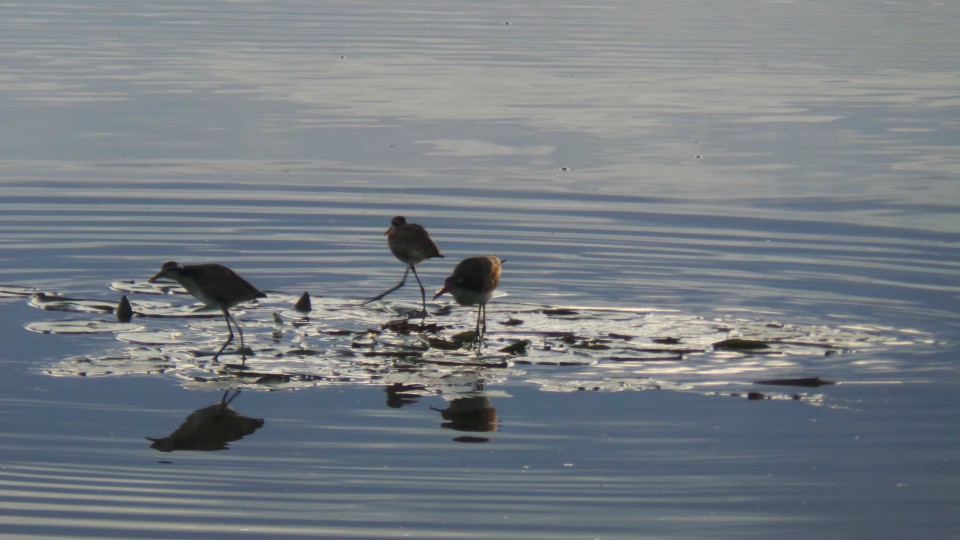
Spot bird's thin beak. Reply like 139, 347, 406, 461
384, 226, 394, 236
147, 271, 165, 283
432, 285, 449, 300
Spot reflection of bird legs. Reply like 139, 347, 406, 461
218, 389, 241, 409
362, 265, 428, 316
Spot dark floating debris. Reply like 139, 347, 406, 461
293, 291, 312, 312
362, 350, 424, 359
451, 330, 479, 347
279, 348, 320, 357
499, 339, 531, 355
713, 338, 770, 350
426, 337, 461, 350
754, 377, 836, 388
571, 339, 611, 350
652, 337, 681, 344
502, 318, 524, 326
382, 319, 440, 335
607, 355, 682, 362
116, 295, 133, 323
255, 373, 292, 384
543, 308, 579, 316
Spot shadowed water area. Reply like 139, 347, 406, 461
1, 1, 958, 538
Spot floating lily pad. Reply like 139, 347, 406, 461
110, 279, 184, 295
571, 340, 612, 350
135, 303, 223, 318
26, 320, 144, 335
115, 330, 208, 345
19, 283, 927, 405
29, 294, 116, 314
0, 285, 43, 298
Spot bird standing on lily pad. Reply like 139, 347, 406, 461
149, 261, 266, 364
363, 216, 444, 315
433, 255, 502, 346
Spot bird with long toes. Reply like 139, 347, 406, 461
363, 216, 444, 316
149, 261, 266, 365
433, 255, 503, 347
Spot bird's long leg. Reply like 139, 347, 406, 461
231, 310, 248, 363
213, 307, 235, 362
362, 267, 409, 305
474, 305, 482, 336
481, 304, 488, 338
474, 304, 484, 348
409, 264, 427, 317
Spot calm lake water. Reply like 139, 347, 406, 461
1, 1, 958, 538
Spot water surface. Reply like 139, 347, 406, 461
1, 1, 958, 538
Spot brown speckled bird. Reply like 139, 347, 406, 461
149, 261, 266, 364
433, 255, 502, 344
363, 216, 443, 314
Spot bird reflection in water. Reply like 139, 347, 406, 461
431, 396, 498, 443
384, 382, 427, 408
147, 390, 264, 452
